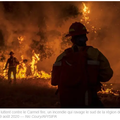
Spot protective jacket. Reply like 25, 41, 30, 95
51, 45, 113, 107
52, 46, 113, 83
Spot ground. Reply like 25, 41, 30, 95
0, 78, 120, 108
0, 78, 59, 108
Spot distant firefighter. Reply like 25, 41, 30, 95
4, 51, 19, 84
51, 22, 113, 108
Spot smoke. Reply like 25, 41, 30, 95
0, 2, 81, 72
85, 2, 120, 83
0, 2, 120, 83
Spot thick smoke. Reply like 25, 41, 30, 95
0, 2, 120, 83
0, 2, 81, 72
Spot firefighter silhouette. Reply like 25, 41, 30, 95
4, 51, 19, 84
51, 22, 113, 108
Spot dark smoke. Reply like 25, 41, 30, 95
0, 2, 80, 59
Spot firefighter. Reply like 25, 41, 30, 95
4, 51, 19, 84
51, 22, 113, 108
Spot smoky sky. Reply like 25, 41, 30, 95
0, 2, 81, 58
0, 2, 120, 82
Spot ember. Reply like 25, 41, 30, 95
98, 83, 120, 96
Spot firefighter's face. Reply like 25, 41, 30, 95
71, 34, 88, 46
10, 53, 14, 57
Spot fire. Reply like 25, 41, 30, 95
30, 51, 51, 79
18, 36, 25, 44
81, 2, 90, 24
83, 3, 90, 14
2, 39, 51, 80
39, 70, 51, 79
3, 51, 51, 80
30, 50, 40, 77
16, 55, 27, 79
81, 3, 98, 34
98, 84, 119, 96
11, 72, 14, 79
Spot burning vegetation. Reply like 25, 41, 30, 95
1, 36, 51, 80
0, 2, 120, 107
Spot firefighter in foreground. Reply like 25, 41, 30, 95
4, 51, 19, 84
51, 22, 113, 108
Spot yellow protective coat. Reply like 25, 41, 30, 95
52, 46, 113, 84
51, 45, 113, 107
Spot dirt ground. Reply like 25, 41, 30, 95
0, 78, 120, 108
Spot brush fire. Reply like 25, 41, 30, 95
1, 36, 51, 80
0, 2, 120, 108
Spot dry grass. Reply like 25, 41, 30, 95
98, 83, 120, 108
0, 79, 120, 108
0, 78, 59, 108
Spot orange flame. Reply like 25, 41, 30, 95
81, 2, 90, 24
98, 84, 119, 96
2, 48, 51, 80
18, 36, 25, 44
16, 55, 27, 79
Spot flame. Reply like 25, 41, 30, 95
18, 36, 25, 44
30, 50, 51, 79
16, 55, 27, 79
2, 47, 51, 80
11, 72, 14, 79
81, 3, 98, 34
81, 3, 90, 22
30, 50, 40, 77
98, 84, 119, 96
83, 3, 90, 14
39, 70, 51, 79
